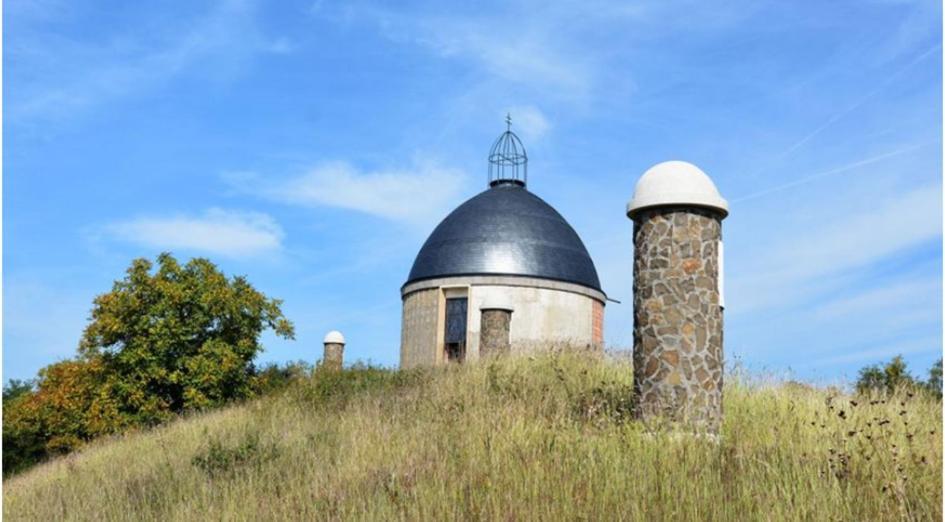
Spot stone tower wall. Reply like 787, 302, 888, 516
632, 207, 723, 431
322, 343, 344, 371
479, 309, 512, 357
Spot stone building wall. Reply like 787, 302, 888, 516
467, 285, 601, 359
401, 279, 604, 368
400, 288, 440, 368
632, 207, 723, 431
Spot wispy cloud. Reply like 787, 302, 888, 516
729, 183, 942, 314
360, 9, 592, 99
226, 160, 468, 226
325, 0, 773, 108
103, 208, 284, 258
502, 105, 551, 142
811, 275, 941, 337
9, 0, 289, 123
755, 43, 941, 171
808, 336, 939, 367
323, 2, 634, 103
732, 144, 928, 202
4, 278, 90, 364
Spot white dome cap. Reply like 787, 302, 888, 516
627, 161, 728, 219
323, 330, 345, 344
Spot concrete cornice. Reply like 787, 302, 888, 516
401, 275, 606, 303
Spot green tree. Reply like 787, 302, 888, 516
79, 253, 295, 423
925, 358, 942, 399
855, 365, 886, 395
4, 253, 294, 476
856, 355, 917, 395
3, 379, 34, 404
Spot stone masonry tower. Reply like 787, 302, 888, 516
626, 161, 728, 432
322, 330, 345, 371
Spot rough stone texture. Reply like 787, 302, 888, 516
632, 207, 723, 432
322, 343, 344, 371
400, 288, 440, 368
479, 308, 512, 357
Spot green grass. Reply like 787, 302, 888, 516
3, 354, 941, 521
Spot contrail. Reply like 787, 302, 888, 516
731, 143, 927, 203
746, 43, 942, 177
778, 44, 941, 160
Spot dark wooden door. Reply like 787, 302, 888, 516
445, 297, 468, 362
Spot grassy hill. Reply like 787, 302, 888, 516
3, 353, 941, 521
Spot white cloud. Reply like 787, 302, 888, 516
9, 0, 290, 123
332, 4, 598, 101
326, 0, 769, 107
502, 105, 551, 142
813, 278, 939, 323
4, 279, 90, 365
808, 336, 939, 367
105, 208, 284, 258
265, 37, 295, 54
229, 160, 468, 225
728, 183, 942, 314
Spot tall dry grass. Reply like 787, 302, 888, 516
3, 353, 941, 521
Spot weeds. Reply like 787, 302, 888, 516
191, 431, 281, 479
572, 381, 636, 426
292, 363, 429, 409
3, 353, 941, 521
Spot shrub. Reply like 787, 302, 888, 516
293, 363, 429, 409
2, 359, 124, 475
252, 360, 314, 395
571, 381, 636, 425
191, 431, 281, 479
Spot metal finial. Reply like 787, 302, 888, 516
488, 117, 528, 188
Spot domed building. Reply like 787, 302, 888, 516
400, 122, 606, 368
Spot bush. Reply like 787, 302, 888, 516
191, 431, 281, 479
571, 381, 636, 425
293, 363, 429, 409
252, 360, 314, 395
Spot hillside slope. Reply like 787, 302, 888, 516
3, 354, 941, 521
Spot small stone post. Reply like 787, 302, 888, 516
322, 330, 345, 371
626, 161, 728, 432
479, 306, 513, 357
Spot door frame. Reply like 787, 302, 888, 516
438, 286, 470, 365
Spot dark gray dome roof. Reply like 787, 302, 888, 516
405, 183, 602, 292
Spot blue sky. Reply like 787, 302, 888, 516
4, 0, 942, 384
